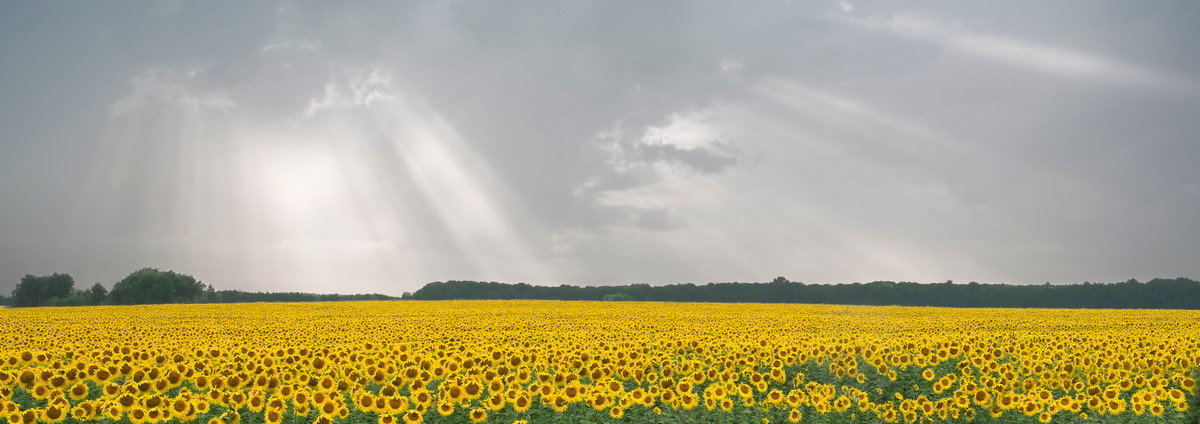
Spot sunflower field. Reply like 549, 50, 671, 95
0, 301, 1197, 424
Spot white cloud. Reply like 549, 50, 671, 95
719, 60, 744, 74
837, 1, 854, 12
260, 39, 320, 53
301, 67, 395, 118
839, 13, 1200, 96
109, 68, 236, 117
643, 109, 723, 150
572, 105, 742, 236
589, 107, 739, 183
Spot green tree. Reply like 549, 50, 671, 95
88, 283, 109, 305
10, 273, 74, 307
407, 278, 1200, 309
109, 268, 208, 305
46, 290, 91, 307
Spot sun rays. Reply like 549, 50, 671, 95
76, 66, 555, 292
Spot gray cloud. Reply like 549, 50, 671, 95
634, 141, 739, 175
0, 1, 1198, 293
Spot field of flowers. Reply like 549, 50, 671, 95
0, 301, 1197, 424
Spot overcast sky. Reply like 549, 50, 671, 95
1, 1, 1198, 294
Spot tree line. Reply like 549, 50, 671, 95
213, 291, 396, 303
7, 272, 1197, 309
1, 268, 396, 307
404, 277, 1200, 309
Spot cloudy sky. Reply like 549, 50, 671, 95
1, 1, 1198, 294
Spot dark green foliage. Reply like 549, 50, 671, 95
211, 290, 397, 303
602, 293, 635, 301
45, 290, 92, 307
8, 267, 396, 307
88, 282, 109, 305
408, 277, 1200, 309
9, 273, 74, 307
109, 268, 211, 305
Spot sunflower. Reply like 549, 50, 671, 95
355, 393, 375, 412
70, 403, 93, 420
318, 400, 338, 417
402, 410, 422, 424
264, 410, 283, 424
973, 390, 991, 406
166, 399, 188, 416
1108, 399, 1127, 414
464, 381, 483, 398
680, 392, 699, 410
551, 395, 569, 413
294, 391, 310, 407
446, 385, 465, 403
19, 410, 37, 424
1132, 403, 1146, 416
412, 391, 432, 407
464, 408, 486, 423
590, 393, 611, 411
29, 385, 49, 400
436, 401, 455, 417
128, 408, 148, 424
65, 382, 89, 400
248, 395, 265, 413
986, 393, 1011, 411
922, 369, 936, 381
113, 393, 137, 412
512, 395, 532, 413
93, 403, 119, 421
788, 408, 802, 423
609, 406, 625, 419
388, 395, 410, 412
1146, 402, 1166, 417
47, 375, 66, 389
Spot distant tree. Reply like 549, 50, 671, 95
211, 290, 396, 303
47, 290, 91, 307
88, 283, 109, 305
602, 293, 635, 302
10, 273, 74, 307
109, 268, 208, 305
407, 278, 1200, 309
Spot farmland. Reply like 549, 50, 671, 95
1, 301, 1197, 423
